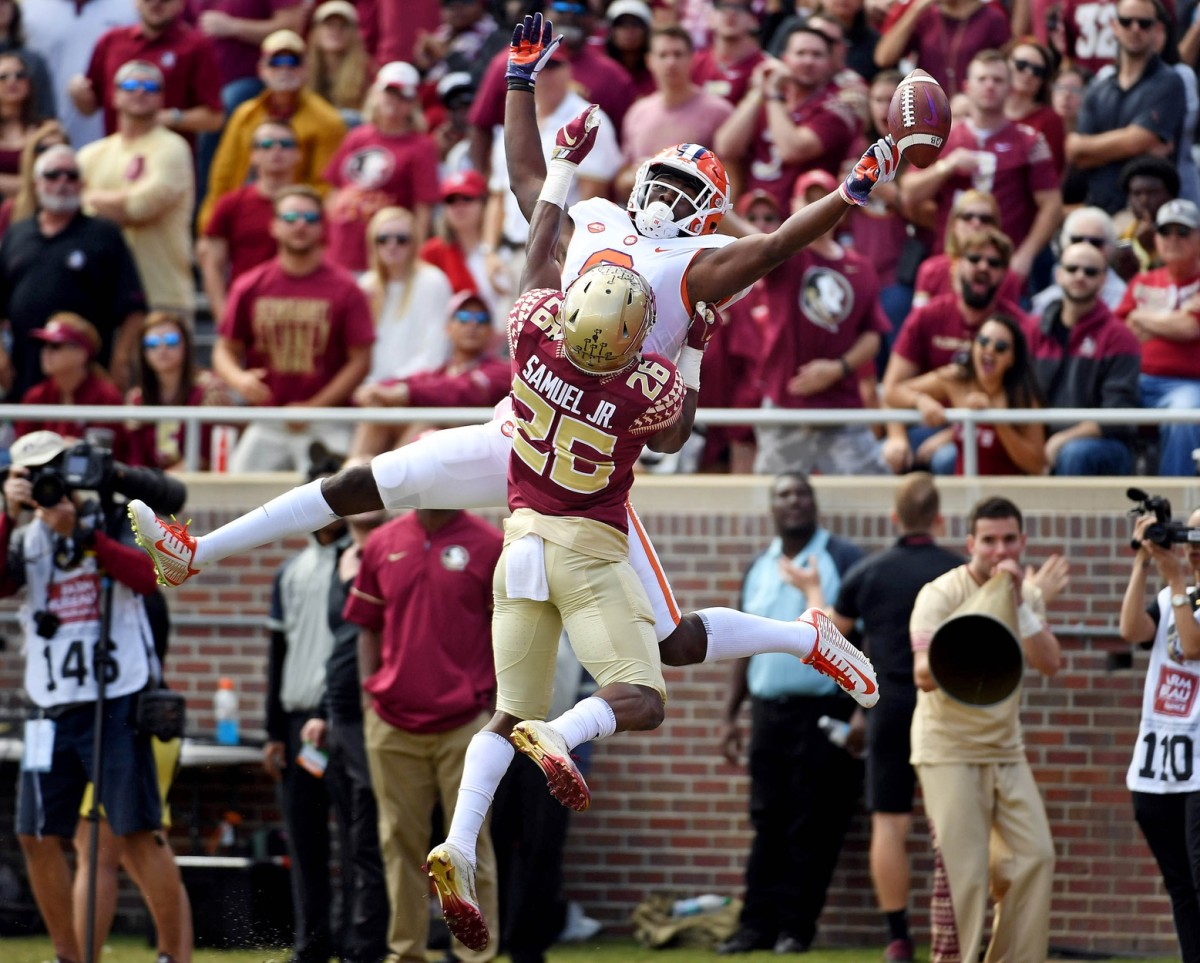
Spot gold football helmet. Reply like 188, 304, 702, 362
560, 265, 656, 375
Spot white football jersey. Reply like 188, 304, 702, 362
562, 198, 746, 363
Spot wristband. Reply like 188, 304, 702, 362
1017, 602, 1043, 638
507, 78, 535, 92
537, 159, 577, 209
839, 356, 851, 378
677, 345, 703, 391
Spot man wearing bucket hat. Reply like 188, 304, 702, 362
199, 29, 346, 231
2, 429, 190, 963
1115, 196, 1200, 475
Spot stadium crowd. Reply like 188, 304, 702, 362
1, 0, 1197, 479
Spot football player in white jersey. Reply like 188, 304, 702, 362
128, 13, 894, 709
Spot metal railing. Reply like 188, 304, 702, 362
2, 402, 1193, 477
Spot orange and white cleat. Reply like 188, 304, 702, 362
800, 607, 879, 709
127, 499, 199, 588
426, 843, 489, 952
510, 720, 591, 812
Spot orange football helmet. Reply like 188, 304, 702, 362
627, 143, 731, 239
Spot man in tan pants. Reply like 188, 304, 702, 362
910, 496, 1065, 962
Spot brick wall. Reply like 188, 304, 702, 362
0, 476, 1193, 954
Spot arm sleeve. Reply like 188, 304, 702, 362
93, 530, 159, 595
343, 540, 387, 631
404, 358, 511, 408
1099, 350, 1142, 439
0, 514, 26, 598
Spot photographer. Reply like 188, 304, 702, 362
1, 431, 188, 963
1119, 507, 1200, 962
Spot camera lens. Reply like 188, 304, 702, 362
31, 471, 66, 508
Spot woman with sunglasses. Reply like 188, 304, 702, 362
1004, 38, 1064, 174
324, 62, 440, 274
357, 205, 453, 387
884, 313, 1047, 475
350, 290, 508, 457
126, 312, 230, 471
0, 51, 42, 200
912, 190, 1023, 308
419, 169, 503, 316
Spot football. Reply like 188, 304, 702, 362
887, 69, 952, 169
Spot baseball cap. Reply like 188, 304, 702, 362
791, 168, 838, 200
607, 0, 653, 27
440, 169, 487, 201
447, 290, 491, 319
10, 431, 68, 469
30, 313, 100, 358
312, 0, 358, 23
437, 71, 475, 106
1156, 198, 1200, 230
734, 188, 781, 218
373, 61, 420, 97
261, 29, 306, 56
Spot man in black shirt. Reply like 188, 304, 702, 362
0, 145, 145, 398
831, 474, 962, 962
1067, 0, 1185, 214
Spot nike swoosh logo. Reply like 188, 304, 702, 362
387, 551, 408, 562
921, 88, 938, 126
561, 129, 581, 146
154, 537, 190, 564
846, 664, 877, 695
655, 246, 670, 252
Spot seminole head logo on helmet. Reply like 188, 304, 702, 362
560, 265, 657, 375
628, 143, 731, 240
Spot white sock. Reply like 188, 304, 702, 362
696, 607, 817, 663
193, 480, 338, 567
443, 731, 515, 865
548, 696, 617, 751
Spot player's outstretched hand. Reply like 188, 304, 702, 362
686, 300, 719, 351
838, 135, 900, 206
551, 104, 600, 166
507, 12, 562, 92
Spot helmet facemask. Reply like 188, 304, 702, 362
628, 161, 726, 239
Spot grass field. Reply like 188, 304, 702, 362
0, 935, 1182, 963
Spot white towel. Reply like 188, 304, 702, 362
505, 534, 550, 601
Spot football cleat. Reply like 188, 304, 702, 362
510, 720, 591, 812
128, 499, 199, 588
426, 843, 489, 952
800, 607, 879, 708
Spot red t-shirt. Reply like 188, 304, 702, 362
323, 126, 441, 273
934, 120, 1059, 250
16, 374, 130, 460
403, 356, 510, 408
914, 253, 1024, 306
745, 82, 861, 209
86, 20, 222, 136
698, 284, 765, 467
469, 44, 638, 137
506, 288, 685, 534
890, 2, 1011, 94
1017, 104, 1066, 176
690, 47, 769, 105
199, 0, 302, 86
126, 381, 211, 470
219, 258, 376, 405
953, 421, 1028, 475
344, 510, 500, 735
419, 237, 476, 296
203, 185, 277, 282
1061, 0, 1118, 75
1115, 266, 1200, 379
759, 247, 890, 409
893, 293, 1030, 372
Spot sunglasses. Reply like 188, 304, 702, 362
453, 309, 491, 325
255, 137, 297, 150
444, 194, 480, 205
1062, 263, 1102, 277
40, 168, 80, 182
1068, 234, 1106, 248
1117, 14, 1156, 29
957, 211, 996, 225
965, 252, 1005, 268
375, 233, 412, 245
1157, 223, 1195, 237
0, 70, 28, 82
117, 78, 162, 93
39, 341, 73, 351
550, 1, 587, 11
278, 209, 321, 223
1011, 57, 1047, 79
975, 334, 1011, 353
267, 53, 302, 69
143, 331, 183, 349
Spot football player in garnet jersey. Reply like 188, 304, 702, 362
127, 14, 883, 711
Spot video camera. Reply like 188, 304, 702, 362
1127, 487, 1200, 549
26, 440, 186, 516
